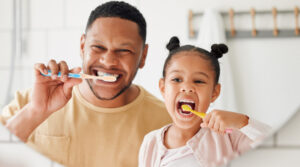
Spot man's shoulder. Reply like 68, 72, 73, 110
136, 86, 171, 125
1, 88, 32, 125
139, 86, 165, 108
143, 125, 165, 144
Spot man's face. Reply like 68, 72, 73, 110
80, 17, 148, 100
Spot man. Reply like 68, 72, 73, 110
0, 1, 171, 167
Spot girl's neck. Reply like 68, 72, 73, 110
164, 124, 200, 149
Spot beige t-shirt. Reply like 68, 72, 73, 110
1, 85, 171, 167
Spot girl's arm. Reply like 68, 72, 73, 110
232, 118, 272, 152
201, 110, 271, 153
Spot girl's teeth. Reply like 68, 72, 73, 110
179, 99, 195, 103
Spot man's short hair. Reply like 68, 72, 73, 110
85, 1, 147, 43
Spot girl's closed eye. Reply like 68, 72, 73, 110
194, 80, 206, 84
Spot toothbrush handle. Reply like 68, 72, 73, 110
41, 70, 81, 78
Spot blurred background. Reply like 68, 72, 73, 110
0, 0, 300, 166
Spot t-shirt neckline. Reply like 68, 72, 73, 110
73, 84, 145, 113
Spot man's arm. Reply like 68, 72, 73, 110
5, 103, 51, 142
3, 60, 82, 142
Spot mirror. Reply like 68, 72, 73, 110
1, 0, 299, 166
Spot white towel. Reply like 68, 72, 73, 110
197, 8, 237, 112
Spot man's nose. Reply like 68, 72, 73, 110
99, 51, 118, 67
180, 83, 195, 93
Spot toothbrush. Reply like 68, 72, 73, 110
41, 70, 117, 82
182, 104, 206, 118
181, 105, 233, 133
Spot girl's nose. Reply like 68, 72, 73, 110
99, 51, 118, 67
180, 84, 195, 93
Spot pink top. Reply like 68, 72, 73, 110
139, 118, 271, 167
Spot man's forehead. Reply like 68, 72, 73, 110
85, 17, 143, 46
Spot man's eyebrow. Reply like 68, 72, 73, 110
90, 40, 135, 48
119, 42, 135, 48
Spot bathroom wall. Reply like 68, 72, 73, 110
0, 0, 300, 166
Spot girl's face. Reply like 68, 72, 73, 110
159, 51, 220, 130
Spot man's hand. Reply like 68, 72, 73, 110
31, 59, 82, 115
5, 59, 82, 142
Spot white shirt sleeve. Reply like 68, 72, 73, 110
239, 118, 272, 147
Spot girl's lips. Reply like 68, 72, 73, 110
177, 100, 196, 112
175, 99, 197, 119
176, 108, 194, 119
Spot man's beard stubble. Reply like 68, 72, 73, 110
82, 56, 141, 101
86, 79, 132, 100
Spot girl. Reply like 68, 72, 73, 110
139, 36, 271, 167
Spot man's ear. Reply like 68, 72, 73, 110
211, 84, 221, 103
139, 44, 148, 68
80, 34, 86, 59
159, 78, 165, 98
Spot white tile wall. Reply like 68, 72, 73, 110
29, 0, 64, 29
0, 71, 10, 107
65, 0, 140, 29
0, 0, 13, 29
0, 124, 10, 141
277, 109, 300, 146
0, 32, 12, 68
47, 29, 83, 68
11, 68, 34, 97
65, 0, 101, 29
21, 30, 48, 67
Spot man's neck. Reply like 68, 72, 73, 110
78, 81, 140, 108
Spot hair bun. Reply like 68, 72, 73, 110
166, 36, 180, 51
210, 44, 228, 59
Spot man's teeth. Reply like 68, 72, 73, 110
96, 72, 119, 82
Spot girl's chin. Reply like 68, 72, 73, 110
172, 120, 201, 131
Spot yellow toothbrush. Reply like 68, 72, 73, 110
181, 104, 206, 118
181, 104, 233, 133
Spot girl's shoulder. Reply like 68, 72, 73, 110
144, 124, 171, 141
142, 124, 172, 150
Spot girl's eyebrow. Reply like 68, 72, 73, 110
169, 70, 209, 79
169, 70, 182, 74
194, 72, 209, 79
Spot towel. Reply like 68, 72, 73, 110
197, 8, 237, 112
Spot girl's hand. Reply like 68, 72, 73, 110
200, 110, 249, 134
